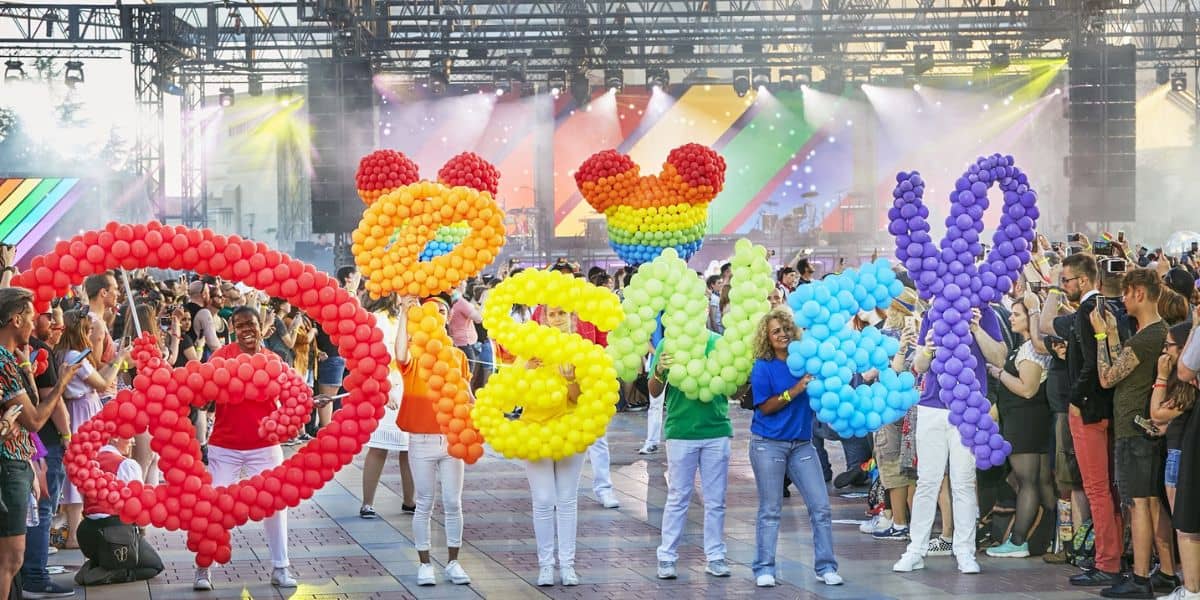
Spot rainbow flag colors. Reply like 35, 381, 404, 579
0, 177, 85, 259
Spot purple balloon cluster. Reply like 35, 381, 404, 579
887, 153, 1039, 469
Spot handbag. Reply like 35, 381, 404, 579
97, 519, 141, 571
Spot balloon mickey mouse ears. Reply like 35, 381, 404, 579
351, 150, 506, 298
575, 143, 726, 266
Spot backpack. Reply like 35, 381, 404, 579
1068, 520, 1096, 567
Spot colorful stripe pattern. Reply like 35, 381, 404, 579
0, 177, 85, 259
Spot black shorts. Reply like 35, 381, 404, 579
1115, 436, 1164, 505
0, 458, 33, 537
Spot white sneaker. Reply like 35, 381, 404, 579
893, 553, 925, 572
926, 536, 954, 556
637, 444, 659, 455
46, 546, 58, 556
537, 565, 555, 586
560, 566, 579, 586
756, 574, 777, 587
193, 568, 212, 591
957, 556, 981, 574
820, 571, 844, 586
270, 567, 297, 588
657, 561, 677, 579
598, 490, 620, 509
417, 562, 436, 586
1158, 587, 1200, 600
860, 513, 892, 534
444, 560, 471, 585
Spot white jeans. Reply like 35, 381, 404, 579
409, 434, 464, 552
587, 432, 612, 496
207, 444, 289, 568
657, 437, 731, 563
644, 388, 665, 447
524, 452, 585, 568
904, 405, 978, 561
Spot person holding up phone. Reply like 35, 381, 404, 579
54, 310, 133, 550
0, 288, 83, 600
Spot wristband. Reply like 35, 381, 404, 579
1094, 333, 1108, 341
780, 390, 792, 403
1153, 383, 1168, 390
60, 433, 71, 441
18, 361, 30, 368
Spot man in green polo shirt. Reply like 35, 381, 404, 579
648, 333, 733, 580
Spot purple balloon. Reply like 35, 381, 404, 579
958, 423, 975, 438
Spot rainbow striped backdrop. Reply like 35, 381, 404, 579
0, 177, 85, 259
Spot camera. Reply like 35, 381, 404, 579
1092, 239, 1114, 257
1104, 257, 1127, 273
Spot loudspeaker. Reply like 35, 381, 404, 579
1066, 44, 1136, 226
308, 58, 375, 234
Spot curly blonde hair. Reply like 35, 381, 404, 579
753, 307, 801, 361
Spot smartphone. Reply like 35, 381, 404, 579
1133, 415, 1160, 436
1117, 231, 1126, 244
904, 316, 919, 332
1092, 239, 1113, 257
28, 348, 40, 364
1051, 242, 1066, 253
68, 348, 92, 366
1105, 258, 1127, 273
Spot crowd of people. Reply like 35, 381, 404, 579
0, 232, 1198, 599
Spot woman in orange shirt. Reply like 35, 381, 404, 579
394, 296, 472, 587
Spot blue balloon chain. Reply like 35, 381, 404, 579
786, 258, 920, 439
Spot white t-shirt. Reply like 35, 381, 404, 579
86, 445, 144, 520
62, 350, 99, 401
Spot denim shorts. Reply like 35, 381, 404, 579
316, 356, 346, 387
1165, 448, 1182, 488
0, 459, 33, 537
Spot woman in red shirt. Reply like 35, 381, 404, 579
193, 306, 297, 592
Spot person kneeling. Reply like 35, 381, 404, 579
74, 437, 164, 586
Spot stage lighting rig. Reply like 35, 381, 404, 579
913, 45, 934, 75
4, 60, 26, 81
605, 68, 624, 92
989, 43, 1011, 70
247, 74, 263, 96
64, 61, 84, 88
547, 70, 567, 97
1156, 64, 1171, 85
218, 87, 235, 107
752, 68, 771, 90
646, 67, 669, 92
570, 70, 591, 106
1171, 71, 1188, 93
779, 69, 795, 91
732, 69, 751, 97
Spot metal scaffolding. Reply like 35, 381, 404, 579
2, 0, 1198, 228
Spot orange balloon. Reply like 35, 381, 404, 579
402, 305, 484, 463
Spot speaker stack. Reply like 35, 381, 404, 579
307, 58, 376, 234
1065, 44, 1136, 227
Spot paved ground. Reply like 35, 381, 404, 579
49, 406, 1094, 599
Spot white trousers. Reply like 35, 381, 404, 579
644, 388, 665, 447
587, 432, 612, 496
524, 453, 586, 568
408, 433, 465, 552
207, 444, 289, 568
903, 405, 979, 561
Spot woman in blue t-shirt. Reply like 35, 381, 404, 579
747, 307, 842, 588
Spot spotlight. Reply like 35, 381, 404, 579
247, 73, 263, 96
751, 67, 771, 90
1171, 71, 1188, 93
64, 60, 84, 88
989, 43, 1011, 70
430, 56, 451, 94
732, 69, 750, 97
218, 87, 235, 107
779, 69, 795, 91
493, 72, 512, 96
646, 67, 669, 92
913, 45, 934, 76
153, 75, 184, 96
604, 68, 623, 92
570, 70, 591, 106
547, 70, 567, 97
1156, 63, 1171, 85
4, 60, 25, 81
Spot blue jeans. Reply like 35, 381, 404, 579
749, 436, 837, 577
22, 442, 66, 590
657, 437, 730, 563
